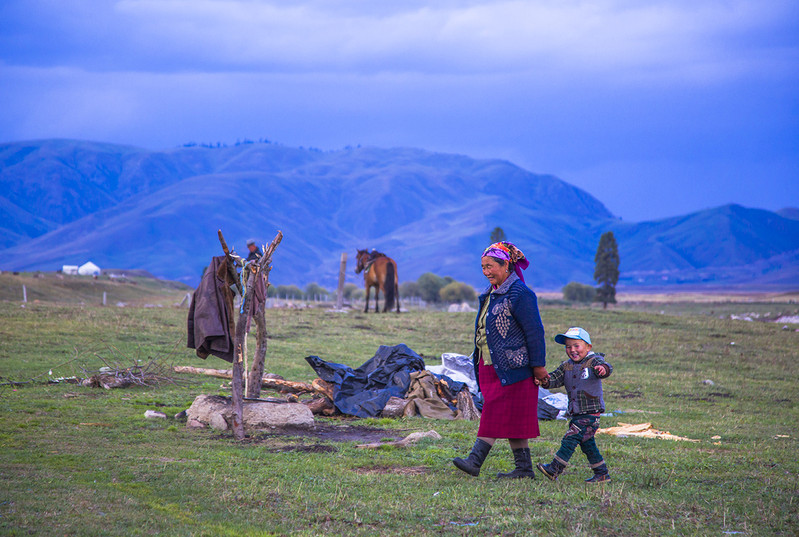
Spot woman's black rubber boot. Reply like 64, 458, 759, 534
497, 447, 535, 479
453, 439, 492, 476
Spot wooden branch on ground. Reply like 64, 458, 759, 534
173, 366, 317, 394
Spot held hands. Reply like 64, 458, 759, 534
532, 366, 549, 387
593, 364, 608, 378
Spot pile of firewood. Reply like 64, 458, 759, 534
82, 357, 191, 389
172, 365, 339, 415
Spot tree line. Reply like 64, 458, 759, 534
262, 228, 620, 308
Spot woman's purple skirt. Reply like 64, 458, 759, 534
476, 356, 540, 439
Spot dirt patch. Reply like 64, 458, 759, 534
351, 465, 431, 475
63, 392, 106, 398
266, 444, 339, 454
667, 391, 733, 402
242, 424, 407, 445
608, 389, 643, 399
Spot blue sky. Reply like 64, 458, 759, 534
1, 0, 797, 221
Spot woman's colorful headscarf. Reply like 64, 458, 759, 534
482, 241, 530, 283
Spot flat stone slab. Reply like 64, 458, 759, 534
186, 394, 314, 431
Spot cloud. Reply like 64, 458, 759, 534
1, 0, 797, 221
3, 0, 797, 83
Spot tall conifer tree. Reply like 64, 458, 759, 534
594, 231, 620, 309
490, 227, 507, 243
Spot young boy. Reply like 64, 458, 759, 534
536, 327, 613, 483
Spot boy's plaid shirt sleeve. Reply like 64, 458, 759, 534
592, 355, 613, 378
546, 362, 566, 388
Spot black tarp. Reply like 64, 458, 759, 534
305, 344, 426, 418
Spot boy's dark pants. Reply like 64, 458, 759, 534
554, 415, 606, 472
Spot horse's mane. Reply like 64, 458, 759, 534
360, 249, 387, 258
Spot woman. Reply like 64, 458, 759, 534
453, 241, 547, 479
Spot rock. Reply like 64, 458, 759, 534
185, 394, 314, 431
357, 429, 442, 449
144, 410, 167, 419
263, 373, 285, 380
381, 396, 408, 418
187, 419, 206, 428
701, 379, 715, 386
244, 400, 314, 428
186, 395, 233, 430
448, 302, 476, 313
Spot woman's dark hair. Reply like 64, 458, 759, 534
486, 256, 515, 271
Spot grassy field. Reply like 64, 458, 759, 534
0, 272, 191, 306
0, 295, 797, 536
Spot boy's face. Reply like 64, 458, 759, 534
563, 338, 592, 362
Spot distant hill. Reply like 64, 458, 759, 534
0, 271, 190, 305
1, 139, 797, 290
778, 207, 799, 221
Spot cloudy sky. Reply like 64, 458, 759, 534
1, 0, 797, 221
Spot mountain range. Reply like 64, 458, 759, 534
1, 139, 797, 291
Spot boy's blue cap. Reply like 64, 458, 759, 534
554, 327, 591, 345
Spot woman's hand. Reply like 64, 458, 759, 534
533, 366, 549, 387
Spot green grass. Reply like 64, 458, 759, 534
0, 272, 191, 306
0, 301, 797, 536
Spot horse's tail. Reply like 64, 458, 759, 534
383, 261, 395, 312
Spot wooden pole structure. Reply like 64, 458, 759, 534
216, 229, 283, 440
102, 291, 107, 306
22, 285, 27, 303
246, 231, 282, 399
335, 252, 347, 309
217, 229, 246, 440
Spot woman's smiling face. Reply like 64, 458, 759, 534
481, 256, 509, 287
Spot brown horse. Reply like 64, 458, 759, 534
355, 249, 400, 313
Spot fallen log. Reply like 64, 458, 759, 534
173, 366, 316, 394
304, 396, 337, 416
311, 378, 335, 400
455, 390, 481, 421
173, 365, 231, 378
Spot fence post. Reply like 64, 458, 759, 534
22, 284, 27, 303
102, 291, 107, 306
336, 252, 347, 309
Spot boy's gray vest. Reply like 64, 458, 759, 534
562, 353, 605, 415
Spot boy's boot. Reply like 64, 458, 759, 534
497, 448, 535, 479
585, 463, 611, 483
453, 439, 492, 477
536, 459, 565, 481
